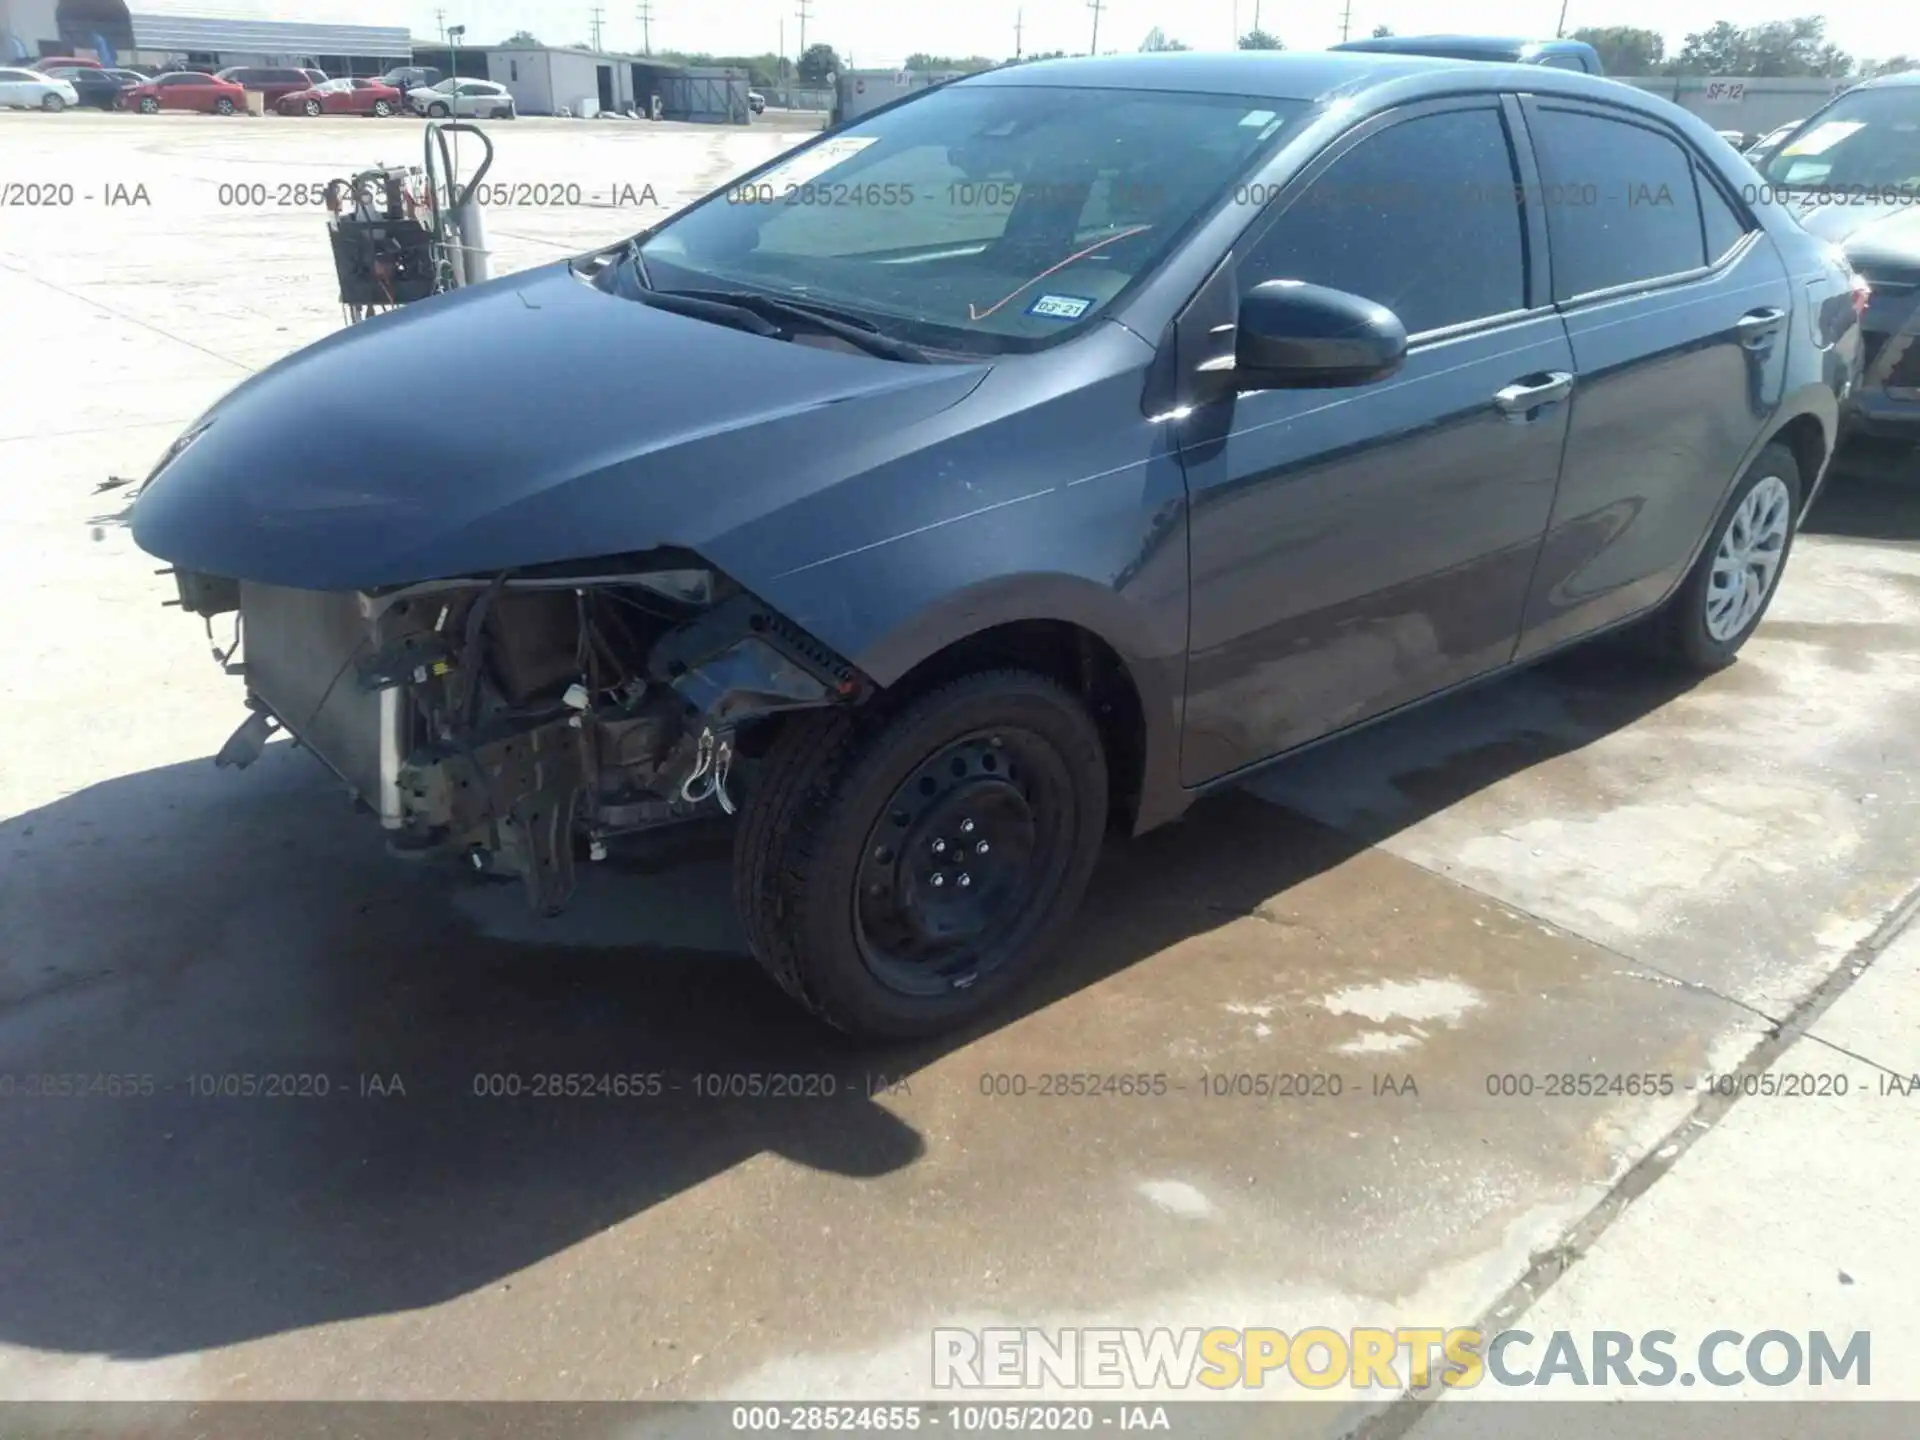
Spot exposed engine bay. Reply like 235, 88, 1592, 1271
170, 558, 867, 916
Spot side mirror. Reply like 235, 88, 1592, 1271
1233, 280, 1408, 389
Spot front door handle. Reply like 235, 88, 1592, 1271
1493, 370, 1574, 416
1736, 307, 1787, 348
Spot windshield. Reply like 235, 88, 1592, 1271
637, 83, 1311, 354
429, 77, 457, 92
1761, 86, 1920, 190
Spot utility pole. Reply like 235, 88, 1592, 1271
1253, 0, 1261, 34
636, 0, 652, 53
1014, 7, 1023, 59
1339, 0, 1352, 41
796, 0, 811, 64
1087, 0, 1103, 55
1556, 0, 1570, 37
434, 7, 446, 42
588, 5, 605, 50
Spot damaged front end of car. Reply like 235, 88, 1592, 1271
168, 556, 868, 915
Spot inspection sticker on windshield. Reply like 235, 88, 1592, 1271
754, 136, 881, 190
1027, 293, 1095, 321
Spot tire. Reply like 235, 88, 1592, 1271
138, 96, 158, 113
41, 92, 65, 112
372, 99, 392, 117
214, 96, 234, 115
303, 98, 321, 116
735, 670, 1109, 1041
1649, 441, 1803, 670
428, 101, 450, 117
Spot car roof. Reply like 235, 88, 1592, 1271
960, 49, 1618, 105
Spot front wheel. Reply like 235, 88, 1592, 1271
735, 671, 1110, 1040
371, 98, 392, 117
137, 96, 159, 113
214, 96, 234, 115
427, 101, 450, 117
303, 98, 321, 116
1650, 441, 1803, 670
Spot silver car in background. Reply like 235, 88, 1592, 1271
407, 77, 515, 119
0, 67, 79, 110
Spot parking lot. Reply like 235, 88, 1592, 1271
2, 109, 1918, 1420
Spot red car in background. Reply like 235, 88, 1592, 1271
119, 71, 246, 114
217, 65, 321, 106
275, 77, 402, 116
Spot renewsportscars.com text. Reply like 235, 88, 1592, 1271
932, 1326, 1870, 1390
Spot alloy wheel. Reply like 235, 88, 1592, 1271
1704, 474, 1792, 641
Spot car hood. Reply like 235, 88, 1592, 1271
130, 260, 991, 592
1791, 199, 1920, 271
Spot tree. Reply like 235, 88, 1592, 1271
1139, 27, 1191, 51
1858, 54, 1917, 77
504, 30, 541, 46
1668, 17, 1851, 77
1237, 28, 1283, 50
1371, 25, 1394, 38
1571, 25, 1663, 74
904, 52, 999, 72
797, 41, 840, 85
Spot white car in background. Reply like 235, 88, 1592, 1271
407, 77, 515, 119
0, 67, 80, 111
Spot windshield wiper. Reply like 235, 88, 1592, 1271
658, 287, 931, 363
635, 288, 783, 338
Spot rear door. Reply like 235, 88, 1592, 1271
1179, 98, 1575, 782
0, 69, 29, 104
1513, 98, 1792, 656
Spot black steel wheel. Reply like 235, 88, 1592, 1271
735, 670, 1109, 1040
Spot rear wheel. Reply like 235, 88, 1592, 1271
41, 92, 65, 111
735, 671, 1109, 1040
1650, 441, 1802, 670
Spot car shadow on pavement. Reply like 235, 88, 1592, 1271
1804, 441, 1920, 544
0, 644, 1699, 1360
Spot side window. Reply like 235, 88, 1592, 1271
0, 70, 25, 82
1696, 165, 1751, 263
1239, 106, 1527, 337
1540, 54, 1587, 71
1528, 107, 1707, 298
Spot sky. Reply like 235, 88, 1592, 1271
371, 0, 1906, 69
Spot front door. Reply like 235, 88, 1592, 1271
1179, 99, 1573, 784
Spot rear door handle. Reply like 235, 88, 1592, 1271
1737, 307, 1787, 348
1493, 371, 1574, 415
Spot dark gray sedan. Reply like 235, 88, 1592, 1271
132, 51, 1859, 1039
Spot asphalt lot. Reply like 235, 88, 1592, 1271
1, 110, 1917, 1420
